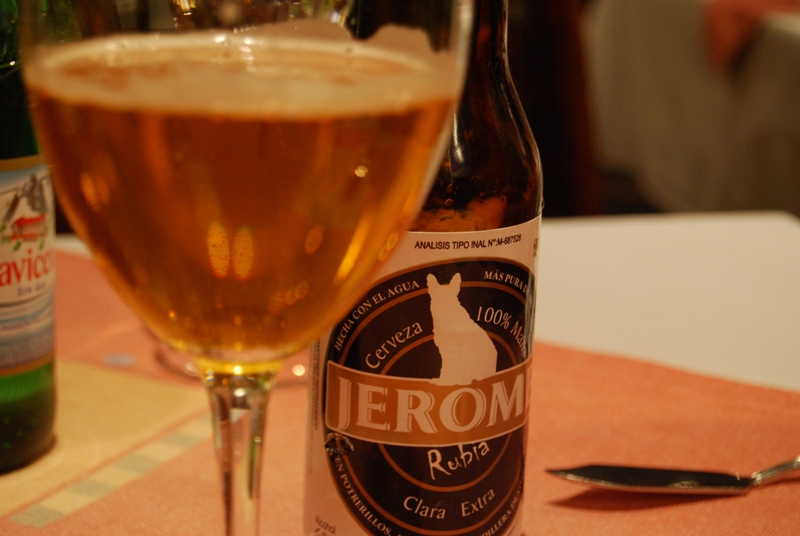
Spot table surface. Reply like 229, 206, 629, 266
535, 210, 800, 391
6, 210, 792, 536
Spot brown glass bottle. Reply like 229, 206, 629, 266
304, 1, 541, 534
413, 0, 543, 233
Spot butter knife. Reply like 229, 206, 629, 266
546, 456, 800, 495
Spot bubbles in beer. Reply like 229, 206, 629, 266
304, 225, 324, 254
207, 222, 231, 277
232, 228, 254, 279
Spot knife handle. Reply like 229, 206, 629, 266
751, 455, 800, 485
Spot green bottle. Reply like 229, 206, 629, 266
1, 0, 57, 472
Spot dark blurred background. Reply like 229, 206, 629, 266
508, 0, 800, 219
507, 0, 656, 218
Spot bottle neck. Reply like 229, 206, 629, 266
468, 0, 509, 81
0, 8, 38, 160
1, 1, 39, 160
1, 64, 39, 159
1, 0, 21, 67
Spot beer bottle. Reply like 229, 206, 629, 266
0, 0, 57, 472
304, 0, 542, 533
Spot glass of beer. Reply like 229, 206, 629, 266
19, 0, 472, 534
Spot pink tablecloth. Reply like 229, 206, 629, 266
1, 252, 798, 535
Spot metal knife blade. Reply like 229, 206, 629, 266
547, 456, 800, 495
546, 465, 753, 495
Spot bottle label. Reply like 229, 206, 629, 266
0, 157, 56, 375
305, 216, 540, 536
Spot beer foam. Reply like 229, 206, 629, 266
25, 23, 460, 118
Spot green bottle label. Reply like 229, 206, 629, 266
0, 158, 55, 375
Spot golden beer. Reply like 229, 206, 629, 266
25, 30, 456, 361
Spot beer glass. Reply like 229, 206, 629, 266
19, 0, 472, 534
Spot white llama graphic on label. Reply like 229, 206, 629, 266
427, 273, 497, 385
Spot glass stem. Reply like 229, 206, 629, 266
202, 365, 280, 536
